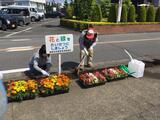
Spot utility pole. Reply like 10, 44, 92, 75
117, 0, 123, 23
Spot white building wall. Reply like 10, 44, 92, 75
14, 0, 46, 9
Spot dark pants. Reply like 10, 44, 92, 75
29, 63, 52, 75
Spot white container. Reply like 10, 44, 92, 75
124, 49, 145, 78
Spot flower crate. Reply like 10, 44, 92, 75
38, 74, 71, 97
79, 71, 107, 88
101, 66, 128, 82
5, 80, 38, 102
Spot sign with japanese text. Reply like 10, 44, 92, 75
45, 34, 73, 54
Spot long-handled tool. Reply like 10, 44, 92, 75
75, 48, 88, 75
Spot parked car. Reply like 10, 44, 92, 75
45, 11, 65, 18
36, 8, 45, 20
1, 7, 30, 26
0, 16, 17, 31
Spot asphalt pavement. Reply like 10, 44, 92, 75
3, 64, 160, 120
1, 18, 160, 120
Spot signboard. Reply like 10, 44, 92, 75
45, 34, 73, 54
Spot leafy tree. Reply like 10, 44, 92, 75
147, 5, 155, 22
121, 4, 128, 22
74, 0, 81, 19
91, 5, 102, 21
66, 5, 73, 19
128, 4, 136, 22
64, 0, 68, 9
137, 6, 146, 22
108, 4, 118, 22
155, 7, 160, 22
99, 0, 111, 18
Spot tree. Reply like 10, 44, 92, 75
155, 7, 160, 22
66, 5, 73, 19
99, 0, 111, 18
128, 4, 136, 22
147, 5, 155, 22
74, 0, 81, 19
91, 5, 102, 21
121, 4, 128, 22
137, 6, 146, 22
64, 0, 68, 9
108, 4, 118, 22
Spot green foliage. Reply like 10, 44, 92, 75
73, 0, 81, 18
90, 5, 102, 22
147, 5, 155, 22
108, 4, 118, 22
138, 6, 146, 22
64, 0, 68, 8
128, 4, 136, 22
123, 0, 132, 7
66, 5, 73, 19
99, 0, 111, 18
121, 4, 128, 22
155, 7, 160, 22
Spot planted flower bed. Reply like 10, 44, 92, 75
38, 74, 71, 97
6, 80, 38, 102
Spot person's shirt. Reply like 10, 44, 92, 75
29, 50, 52, 72
79, 29, 98, 49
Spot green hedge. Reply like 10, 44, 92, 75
60, 19, 160, 30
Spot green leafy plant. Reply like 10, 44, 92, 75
137, 6, 146, 22
128, 4, 136, 22
121, 4, 128, 22
147, 5, 155, 22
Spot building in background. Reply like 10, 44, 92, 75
0, 0, 15, 6
0, 0, 46, 10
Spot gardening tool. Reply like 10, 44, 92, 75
75, 48, 89, 75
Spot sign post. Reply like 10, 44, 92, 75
45, 34, 73, 75
58, 54, 61, 75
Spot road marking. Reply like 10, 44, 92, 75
4, 27, 32, 37
11, 39, 31, 42
0, 37, 160, 52
0, 68, 29, 74
0, 56, 147, 74
6, 46, 35, 52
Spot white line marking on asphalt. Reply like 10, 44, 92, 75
1, 68, 29, 74
0, 56, 147, 74
0, 37, 160, 52
11, 39, 31, 42
6, 46, 34, 52
4, 27, 32, 37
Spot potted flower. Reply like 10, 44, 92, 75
79, 71, 106, 87
38, 74, 71, 96
6, 80, 38, 102
101, 67, 128, 81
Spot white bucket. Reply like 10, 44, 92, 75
124, 49, 145, 78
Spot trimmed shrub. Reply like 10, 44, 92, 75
137, 6, 146, 22
155, 7, 160, 22
91, 5, 102, 22
121, 4, 128, 22
108, 4, 118, 22
147, 5, 155, 22
128, 4, 136, 22
66, 5, 73, 19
